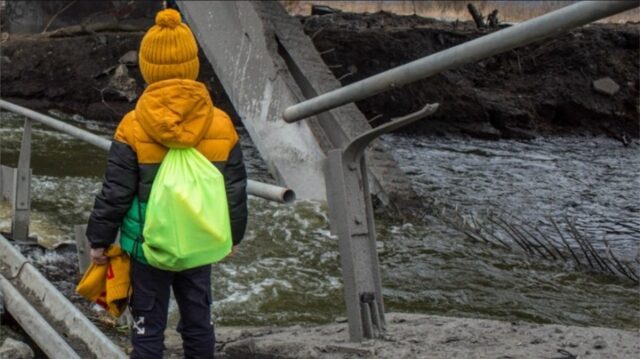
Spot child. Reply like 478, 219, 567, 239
85, 9, 248, 358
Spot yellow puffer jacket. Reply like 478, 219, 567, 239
86, 79, 248, 260
115, 79, 238, 162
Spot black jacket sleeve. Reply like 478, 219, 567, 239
224, 143, 248, 246
86, 141, 138, 248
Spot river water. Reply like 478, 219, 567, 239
1, 112, 638, 330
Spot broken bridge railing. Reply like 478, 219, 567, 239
0, 99, 296, 246
283, 0, 639, 342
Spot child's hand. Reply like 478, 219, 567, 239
229, 246, 238, 257
90, 248, 108, 265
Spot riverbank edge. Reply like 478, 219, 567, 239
156, 312, 638, 358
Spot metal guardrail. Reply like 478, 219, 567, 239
283, 0, 639, 122
0, 233, 127, 358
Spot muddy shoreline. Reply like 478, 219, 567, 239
1, 12, 638, 141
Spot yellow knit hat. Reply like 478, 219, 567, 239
139, 9, 199, 84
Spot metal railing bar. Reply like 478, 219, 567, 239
1, 100, 112, 151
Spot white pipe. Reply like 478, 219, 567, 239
0, 99, 295, 203
283, 1, 639, 122
247, 180, 296, 203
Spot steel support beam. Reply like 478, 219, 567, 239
0, 99, 295, 204
11, 118, 32, 242
283, 0, 639, 122
325, 104, 439, 341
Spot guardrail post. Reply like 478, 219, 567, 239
1, 165, 14, 202
12, 118, 33, 243
74, 225, 91, 274
325, 104, 438, 341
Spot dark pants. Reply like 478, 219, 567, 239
129, 261, 214, 359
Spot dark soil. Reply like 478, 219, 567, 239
302, 12, 640, 140
1, 12, 638, 140
0, 32, 239, 125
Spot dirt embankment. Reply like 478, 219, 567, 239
1, 12, 638, 140
302, 12, 640, 140
0, 32, 239, 125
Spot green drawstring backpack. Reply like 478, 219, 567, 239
142, 147, 232, 271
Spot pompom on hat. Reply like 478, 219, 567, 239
139, 9, 199, 84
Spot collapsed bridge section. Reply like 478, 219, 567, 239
178, 1, 416, 205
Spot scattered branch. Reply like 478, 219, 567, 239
43, 22, 146, 37
41, 0, 78, 33
467, 3, 486, 29
94, 87, 123, 117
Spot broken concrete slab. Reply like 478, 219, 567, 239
108, 64, 138, 102
0, 338, 34, 359
118, 50, 137, 66
593, 77, 620, 96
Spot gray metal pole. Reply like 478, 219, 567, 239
283, 0, 638, 122
12, 118, 32, 242
0, 99, 295, 203
0, 99, 112, 151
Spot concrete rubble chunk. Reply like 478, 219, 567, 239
0, 338, 34, 359
593, 337, 608, 350
119, 50, 138, 66
592, 77, 620, 96
109, 64, 139, 102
